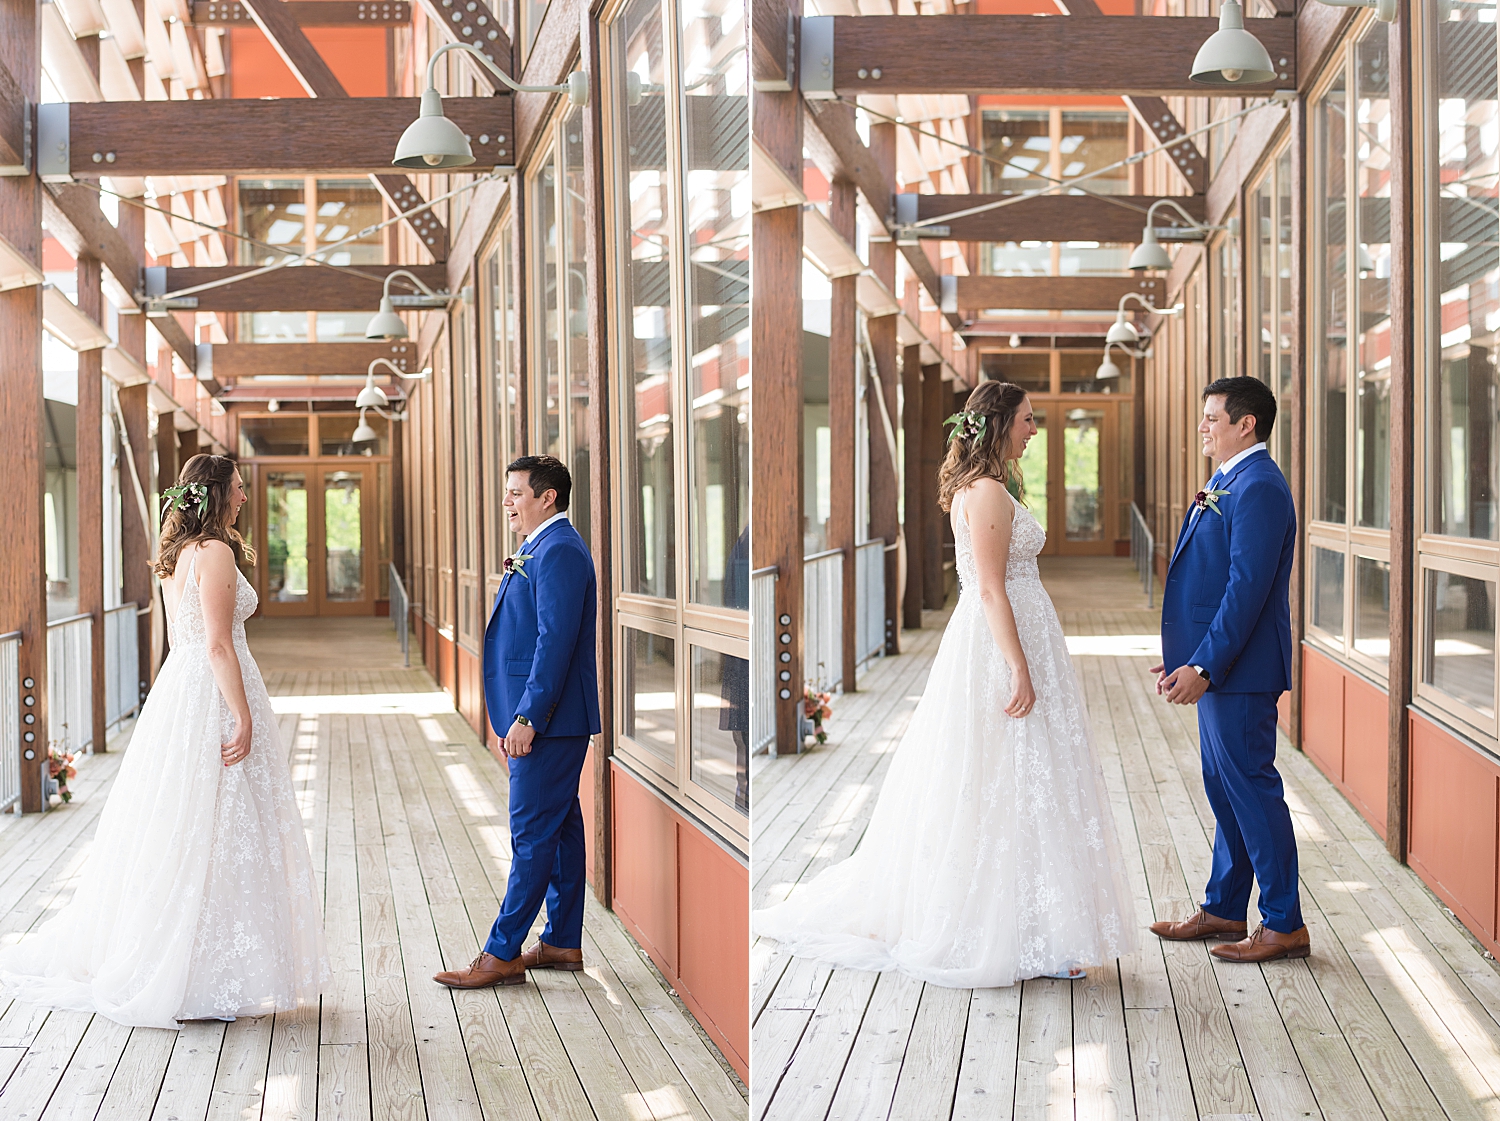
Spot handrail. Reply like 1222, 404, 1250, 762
388, 563, 411, 668
1129, 502, 1155, 609
803, 548, 842, 563
0, 632, 19, 643
751, 565, 780, 578
46, 613, 92, 628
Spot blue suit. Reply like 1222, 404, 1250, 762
481, 515, 602, 960
1162, 448, 1303, 934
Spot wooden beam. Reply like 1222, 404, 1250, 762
205, 340, 419, 376
153, 311, 198, 374
65, 97, 513, 176
909, 192, 1204, 244
751, 0, 791, 90
955, 274, 1165, 312
898, 241, 962, 333
188, 0, 411, 25
0, 49, 27, 172
44, 183, 142, 306
370, 174, 448, 262
155, 263, 448, 310
868, 122, 901, 656
409, 0, 513, 94
818, 15, 1294, 97
901, 341, 923, 631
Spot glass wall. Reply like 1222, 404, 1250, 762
1416, 0, 1500, 737
1248, 146, 1295, 474
1306, 23, 1392, 683
606, 0, 749, 840
481, 211, 522, 614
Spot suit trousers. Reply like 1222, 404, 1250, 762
1197, 691, 1303, 934
484, 734, 591, 961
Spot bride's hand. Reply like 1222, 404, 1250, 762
222, 712, 252, 767
1005, 666, 1036, 719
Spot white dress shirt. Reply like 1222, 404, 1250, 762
1191, 441, 1266, 523
521, 511, 569, 546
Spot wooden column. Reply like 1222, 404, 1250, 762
868, 121, 900, 655
901, 342, 924, 630
77, 252, 107, 755
579, 12, 613, 899
114, 192, 153, 700
178, 429, 200, 464
921, 363, 945, 610
751, 0, 803, 752
1385, 0, 1415, 862
828, 179, 859, 690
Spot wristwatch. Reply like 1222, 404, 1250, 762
1192, 665, 1210, 684
514, 714, 532, 728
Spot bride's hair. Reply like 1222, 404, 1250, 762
936, 380, 1030, 512
152, 453, 255, 578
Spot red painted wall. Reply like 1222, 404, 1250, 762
1299, 645, 1387, 837
227, 28, 388, 98
611, 762, 749, 1081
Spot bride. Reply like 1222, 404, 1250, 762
753, 380, 1135, 986
0, 454, 328, 1026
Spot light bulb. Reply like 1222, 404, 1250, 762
1221, 67, 1243, 81
423, 153, 444, 166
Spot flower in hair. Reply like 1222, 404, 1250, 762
162, 481, 210, 520
944, 409, 987, 446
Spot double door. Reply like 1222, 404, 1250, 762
255, 464, 376, 616
1016, 398, 1131, 556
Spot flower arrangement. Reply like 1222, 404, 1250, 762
47, 747, 77, 804
161, 481, 210, 519
502, 551, 534, 579
1193, 483, 1231, 515
803, 687, 833, 745
943, 409, 988, 446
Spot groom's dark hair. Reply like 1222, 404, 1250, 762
1203, 376, 1276, 443
507, 454, 572, 511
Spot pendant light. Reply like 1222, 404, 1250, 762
367, 269, 448, 340
1190, 0, 1276, 86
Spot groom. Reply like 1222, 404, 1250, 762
1148, 377, 1308, 963
434, 455, 601, 989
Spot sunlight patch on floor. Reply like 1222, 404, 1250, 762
624, 1085, 693, 1121
1065, 634, 1162, 658
267, 692, 455, 716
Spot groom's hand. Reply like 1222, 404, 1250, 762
504, 719, 536, 758
1149, 663, 1166, 694
1159, 665, 1209, 705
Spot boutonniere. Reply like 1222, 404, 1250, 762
1194, 484, 1231, 515
503, 552, 534, 579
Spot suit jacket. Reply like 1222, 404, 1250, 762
482, 516, 602, 738
1161, 448, 1295, 694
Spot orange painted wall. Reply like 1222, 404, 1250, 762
228, 28, 388, 98
1299, 645, 1387, 837
610, 762, 748, 1080
456, 645, 484, 736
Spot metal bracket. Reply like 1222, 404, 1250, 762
390, 292, 451, 308
800, 15, 835, 100
893, 195, 950, 243
1153, 225, 1209, 242
37, 103, 69, 182
196, 343, 213, 381
940, 274, 957, 316
0, 99, 32, 176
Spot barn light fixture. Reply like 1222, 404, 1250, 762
1128, 199, 1234, 272
1096, 343, 1130, 380
1107, 292, 1180, 346
356, 358, 430, 410
366, 270, 449, 340
394, 42, 588, 170
1313, 0, 1397, 21
1190, 0, 1277, 85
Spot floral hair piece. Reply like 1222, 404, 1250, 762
943, 409, 987, 446
162, 481, 210, 520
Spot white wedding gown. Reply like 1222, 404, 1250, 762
0, 554, 329, 1027
753, 489, 1136, 987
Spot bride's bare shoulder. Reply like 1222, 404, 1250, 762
958, 478, 1014, 520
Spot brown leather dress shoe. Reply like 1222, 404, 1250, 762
1210, 924, 1310, 963
519, 940, 585, 972
1148, 908, 1249, 942
433, 952, 527, 988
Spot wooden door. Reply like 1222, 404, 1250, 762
256, 464, 375, 616
1022, 398, 1121, 556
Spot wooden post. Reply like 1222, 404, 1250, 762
828, 179, 859, 690
178, 429, 200, 464
921, 363, 945, 610
115, 191, 153, 701
751, 0, 803, 752
868, 122, 900, 655
901, 342, 924, 630
152, 416, 177, 674
1385, 0, 1414, 862
579, 11, 613, 901
78, 252, 107, 755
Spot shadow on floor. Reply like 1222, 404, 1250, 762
245, 615, 406, 671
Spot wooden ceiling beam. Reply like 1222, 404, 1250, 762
63, 97, 513, 176
956, 274, 1166, 312
154, 263, 448, 311
188, 0, 411, 26
43, 182, 144, 307
203, 341, 420, 377
808, 15, 1294, 97
0, 52, 27, 172
910, 192, 1206, 243
410, 0, 514, 95
152, 312, 198, 374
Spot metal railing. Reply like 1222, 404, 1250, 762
0, 632, 20, 813
389, 563, 410, 667
854, 540, 886, 669
750, 566, 777, 755
47, 613, 93, 757
103, 603, 141, 730
1129, 502, 1156, 608
803, 549, 844, 695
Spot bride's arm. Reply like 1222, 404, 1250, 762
964, 478, 1035, 718
196, 541, 254, 765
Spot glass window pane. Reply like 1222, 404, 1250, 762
239, 416, 309, 457
981, 240, 1052, 277
624, 628, 675, 764
265, 471, 309, 603
1254, 179, 1273, 384
615, 0, 675, 600
1275, 149, 1294, 472
324, 470, 364, 601
981, 109, 1051, 194
1057, 243, 1131, 276
1061, 351, 1128, 395
1058, 111, 1129, 195
682, 0, 748, 608
485, 229, 520, 575
1018, 407, 1047, 530
533, 155, 561, 457
1429, 0, 1500, 539
562, 110, 592, 553
1355, 27, 1392, 530
1427, 569, 1496, 718
980, 351, 1050, 392
1353, 556, 1390, 664
1064, 407, 1104, 541
241, 311, 309, 344
319, 413, 388, 457
1317, 73, 1348, 524
238, 179, 304, 265
690, 646, 748, 816
1312, 545, 1345, 640
313, 179, 384, 266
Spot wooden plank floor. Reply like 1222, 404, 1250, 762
0, 619, 746, 1121
752, 556, 1500, 1121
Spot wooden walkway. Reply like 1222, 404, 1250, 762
752, 557, 1500, 1121
0, 619, 746, 1121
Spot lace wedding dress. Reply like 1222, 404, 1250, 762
753, 489, 1135, 987
0, 553, 329, 1027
